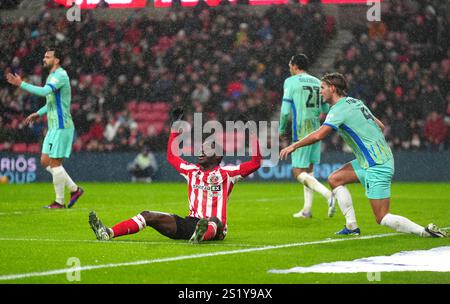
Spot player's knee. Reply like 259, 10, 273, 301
140, 211, 154, 224
327, 174, 339, 189
40, 155, 49, 167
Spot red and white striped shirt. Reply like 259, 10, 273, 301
167, 132, 262, 234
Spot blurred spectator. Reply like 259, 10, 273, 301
0, 0, 20, 9
329, 0, 449, 152
423, 111, 448, 151
190, 82, 211, 104
127, 146, 158, 183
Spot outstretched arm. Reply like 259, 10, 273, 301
166, 131, 188, 173
225, 135, 262, 181
166, 107, 196, 175
239, 135, 262, 177
6, 73, 54, 97
280, 125, 333, 160
20, 82, 54, 97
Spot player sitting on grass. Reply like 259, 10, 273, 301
89, 108, 262, 243
280, 72, 447, 238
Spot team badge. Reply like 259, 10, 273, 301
208, 174, 220, 185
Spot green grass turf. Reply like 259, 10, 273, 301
0, 182, 449, 284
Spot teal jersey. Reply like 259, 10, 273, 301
279, 73, 329, 141
324, 97, 393, 169
21, 67, 74, 130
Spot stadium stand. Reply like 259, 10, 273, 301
319, 0, 449, 152
0, 1, 448, 153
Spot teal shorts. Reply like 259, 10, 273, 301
291, 141, 321, 169
351, 158, 395, 199
42, 128, 74, 158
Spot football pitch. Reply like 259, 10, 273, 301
0, 182, 449, 284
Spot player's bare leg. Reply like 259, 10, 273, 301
41, 154, 83, 209
293, 164, 335, 218
328, 162, 360, 234
138, 212, 223, 242
370, 198, 448, 237
89, 211, 225, 242
140, 211, 178, 238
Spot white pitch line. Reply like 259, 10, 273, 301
0, 237, 257, 248
0, 232, 401, 281
0, 208, 89, 216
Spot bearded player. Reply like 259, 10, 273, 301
6, 47, 83, 209
89, 108, 262, 243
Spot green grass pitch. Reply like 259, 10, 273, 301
0, 182, 449, 284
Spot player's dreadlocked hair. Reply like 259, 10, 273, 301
321, 72, 348, 96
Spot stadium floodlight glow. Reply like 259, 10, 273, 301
56, 0, 383, 8
54, 0, 147, 9
154, 0, 236, 7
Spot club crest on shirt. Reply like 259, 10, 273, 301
208, 174, 220, 185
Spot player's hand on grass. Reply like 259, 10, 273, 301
6, 73, 22, 87
24, 113, 39, 126
279, 145, 295, 160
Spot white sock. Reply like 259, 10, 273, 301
302, 185, 314, 214
297, 172, 332, 202
131, 214, 147, 231
333, 185, 358, 230
380, 213, 428, 237
51, 166, 66, 205
61, 167, 78, 192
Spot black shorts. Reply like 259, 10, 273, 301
171, 215, 200, 240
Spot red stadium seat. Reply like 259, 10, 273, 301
137, 102, 152, 112
127, 101, 138, 112
27, 143, 40, 153
152, 102, 171, 112
12, 143, 27, 153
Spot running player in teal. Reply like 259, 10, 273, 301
279, 54, 335, 219
280, 72, 447, 238
6, 47, 83, 209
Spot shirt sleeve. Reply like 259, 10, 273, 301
47, 73, 65, 91
20, 82, 53, 97
323, 105, 346, 130
279, 79, 293, 135
222, 136, 262, 184
37, 105, 48, 117
166, 132, 197, 179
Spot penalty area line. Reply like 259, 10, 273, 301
0, 232, 401, 281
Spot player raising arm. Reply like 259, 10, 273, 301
280, 72, 447, 238
89, 107, 262, 243
6, 46, 83, 209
